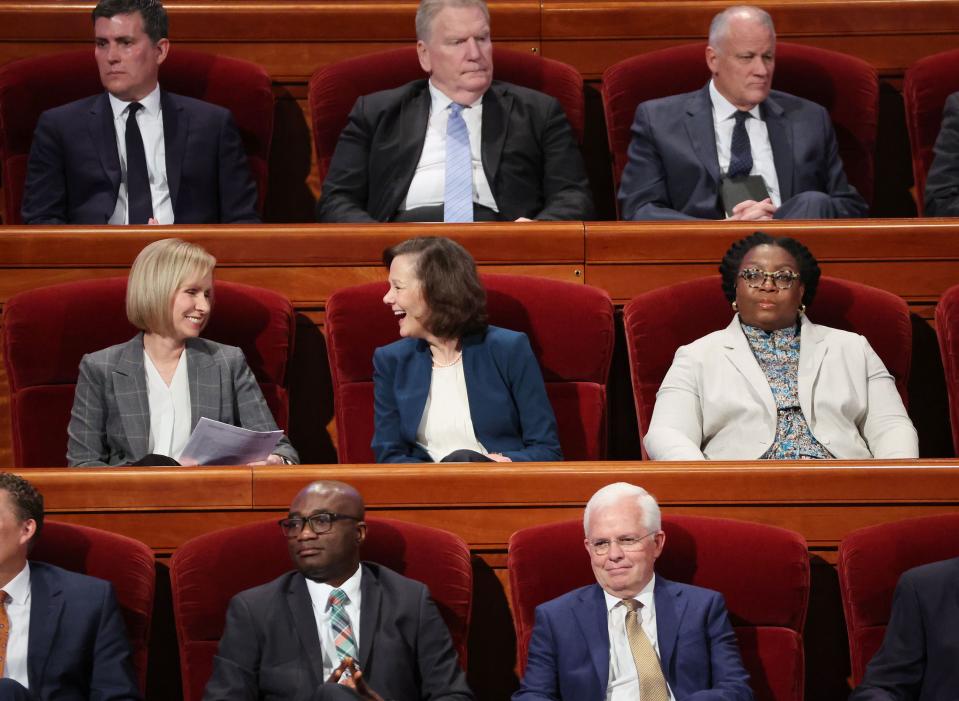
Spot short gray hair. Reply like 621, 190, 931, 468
708, 5, 776, 50
415, 0, 490, 41
583, 482, 661, 534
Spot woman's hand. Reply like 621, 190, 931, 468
488, 453, 512, 462
248, 454, 286, 466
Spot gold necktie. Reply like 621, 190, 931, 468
623, 598, 669, 701
0, 590, 9, 676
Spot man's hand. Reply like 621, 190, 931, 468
728, 198, 777, 221
327, 657, 385, 701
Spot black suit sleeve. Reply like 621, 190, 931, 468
316, 95, 380, 223
90, 582, 144, 701
203, 595, 262, 701
924, 92, 959, 217
21, 111, 69, 224
408, 587, 474, 701
530, 97, 593, 221
215, 111, 261, 223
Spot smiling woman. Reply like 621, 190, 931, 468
66, 238, 298, 467
644, 231, 919, 461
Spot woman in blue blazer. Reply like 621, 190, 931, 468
373, 236, 562, 463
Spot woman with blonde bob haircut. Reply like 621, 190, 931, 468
67, 238, 298, 466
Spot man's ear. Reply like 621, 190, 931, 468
155, 37, 170, 66
417, 41, 432, 74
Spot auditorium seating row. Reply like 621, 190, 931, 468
5, 272, 959, 466
31, 508, 959, 700
3, 42, 959, 221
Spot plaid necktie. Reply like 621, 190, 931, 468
727, 110, 753, 179
328, 588, 357, 661
125, 102, 153, 224
444, 103, 474, 222
623, 599, 669, 701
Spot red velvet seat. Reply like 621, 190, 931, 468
325, 274, 615, 462
170, 516, 472, 701
837, 513, 959, 686
0, 48, 274, 222
309, 46, 585, 187
903, 48, 959, 214
623, 276, 912, 452
2, 277, 294, 466
508, 515, 809, 701
30, 520, 155, 692
601, 42, 878, 211
935, 283, 959, 455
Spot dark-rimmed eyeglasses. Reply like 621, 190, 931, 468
587, 531, 659, 556
739, 267, 801, 290
278, 512, 362, 537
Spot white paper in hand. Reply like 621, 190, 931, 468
179, 417, 283, 465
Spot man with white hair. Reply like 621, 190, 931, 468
618, 5, 867, 221
513, 482, 753, 701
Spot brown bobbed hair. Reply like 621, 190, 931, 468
383, 237, 488, 340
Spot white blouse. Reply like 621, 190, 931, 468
144, 349, 191, 460
416, 361, 486, 462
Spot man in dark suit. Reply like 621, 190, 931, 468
21, 0, 259, 225
0, 473, 140, 701
203, 480, 473, 701
316, 0, 592, 223
618, 5, 867, 221
924, 92, 959, 216
850, 556, 959, 701
513, 482, 753, 701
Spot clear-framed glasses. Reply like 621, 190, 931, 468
738, 267, 801, 290
278, 512, 362, 538
587, 531, 659, 556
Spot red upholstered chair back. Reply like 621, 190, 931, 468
2, 277, 294, 466
837, 513, 959, 685
935, 283, 959, 456
623, 276, 912, 451
30, 520, 155, 692
309, 46, 585, 186
508, 515, 810, 701
0, 48, 274, 222
170, 516, 472, 701
325, 274, 615, 462
601, 42, 878, 210
903, 49, 959, 214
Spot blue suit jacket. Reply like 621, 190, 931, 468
514, 577, 753, 701
371, 325, 562, 463
21, 90, 259, 224
617, 86, 867, 221
851, 557, 959, 701
25, 561, 141, 700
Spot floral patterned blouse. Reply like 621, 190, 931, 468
741, 322, 832, 460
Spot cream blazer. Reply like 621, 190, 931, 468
644, 315, 919, 460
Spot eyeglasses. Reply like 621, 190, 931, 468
278, 512, 362, 538
738, 267, 801, 290
587, 531, 659, 556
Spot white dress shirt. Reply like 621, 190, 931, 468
144, 349, 191, 460
709, 80, 782, 207
304, 566, 363, 679
416, 361, 487, 462
402, 81, 498, 213
2, 562, 30, 688
604, 575, 675, 701
107, 84, 174, 224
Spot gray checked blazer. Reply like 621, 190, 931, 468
67, 333, 298, 466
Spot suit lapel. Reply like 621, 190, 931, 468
721, 317, 777, 417
571, 584, 610, 695
763, 95, 794, 200
161, 90, 186, 215
797, 315, 827, 422
114, 335, 151, 458
286, 574, 325, 686
90, 93, 121, 213
186, 339, 220, 428
480, 84, 511, 189
685, 87, 722, 187
385, 86, 431, 216
401, 342, 432, 443
653, 576, 685, 681
357, 563, 379, 672
26, 563, 64, 690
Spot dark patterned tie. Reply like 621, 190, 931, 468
328, 588, 357, 662
727, 110, 753, 179
126, 102, 153, 224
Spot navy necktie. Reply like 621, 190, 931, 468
125, 102, 153, 224
727, 110, 753, 179
444, 103, 474, 223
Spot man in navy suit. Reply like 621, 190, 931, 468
850, 556, 959, 701
617, 5, 867, 221
513, 482, 753, 701
21, 0, 259, 225
0, 473, 140, 700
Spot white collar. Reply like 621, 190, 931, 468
428, 79, 484, 114
109, 82, 162, 120
709, 79, 762, 122
3, 561, 30, 605
304, 563, 363, 608
602, 572, 656, 613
